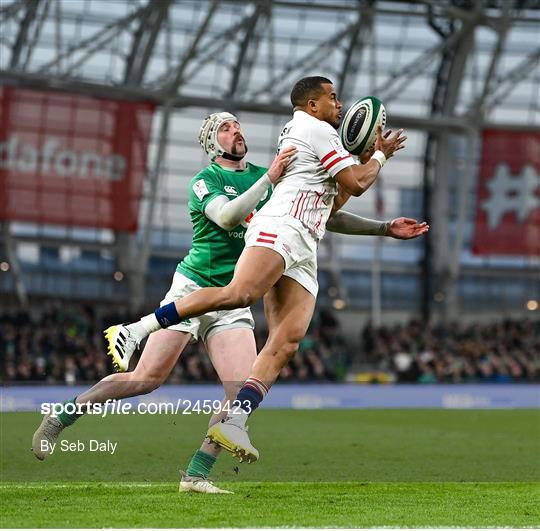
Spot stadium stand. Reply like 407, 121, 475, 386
2, 303, 537, 384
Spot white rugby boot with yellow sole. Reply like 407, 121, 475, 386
104, 324, 139, 372
206, 418, 259, 464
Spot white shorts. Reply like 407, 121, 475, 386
244, 214, 318, 297
160, 272, 255, 343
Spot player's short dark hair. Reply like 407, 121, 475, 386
290, 76, 333, 108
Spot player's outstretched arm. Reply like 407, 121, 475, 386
334, 125, 406, 197
205, 146, 296, 230
327, 211, 429, 239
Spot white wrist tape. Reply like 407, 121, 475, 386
371, 150, 386, 168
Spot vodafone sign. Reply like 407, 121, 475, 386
1, 135, 127, 181
0, 87, 155, 231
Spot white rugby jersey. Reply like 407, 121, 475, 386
257, 110, 355, 240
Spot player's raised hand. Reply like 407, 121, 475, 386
375, 124, 407, 160
267, 145, 297, 184
387, 217, 429, 240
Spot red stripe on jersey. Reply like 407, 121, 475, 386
325, 154, 352, 170
299, 192, 310, 222
293, 192, 305, 218
320, 150, 337, 164
313, 191, 324, 211
259, 231, 277, 238
310, 191, 324, 227
256, 238, 275, 244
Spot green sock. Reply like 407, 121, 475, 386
185, 450, 216, 479
57, 397, 84, 427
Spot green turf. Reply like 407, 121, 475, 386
1, 481, 538, 528
1, 409, 539, 527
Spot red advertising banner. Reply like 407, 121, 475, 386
0, 87, 155, 231
472, 129, 540, 256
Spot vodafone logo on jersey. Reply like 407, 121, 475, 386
0, 87, 155, 231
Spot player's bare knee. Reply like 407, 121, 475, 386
131, 370, 165, 394
130, 379, 159, 395
144, 377, 163, 394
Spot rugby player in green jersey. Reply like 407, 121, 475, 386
32, 111, 428, 494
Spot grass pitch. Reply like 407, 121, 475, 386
1, 409, 539, 527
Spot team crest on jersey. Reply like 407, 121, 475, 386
330, 137, 349, 159
224, 185, 238, 195
192, 179, 209, 200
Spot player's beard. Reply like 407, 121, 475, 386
231, 138, 248, 156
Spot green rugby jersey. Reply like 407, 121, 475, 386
177, 162, 271, 288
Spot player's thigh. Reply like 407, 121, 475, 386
228, 246, 285, 302
263, 275, 316, 341
206, 327, 257, 397
134, 329, 191, 381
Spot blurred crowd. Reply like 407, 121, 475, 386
1, 303, 538, 384
361, 318, 540, 383
0, 304, 348, 384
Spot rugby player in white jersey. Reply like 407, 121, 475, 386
105, 76, 411, 462
33, 105, 425, 490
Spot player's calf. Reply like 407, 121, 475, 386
252, 337, 301, 381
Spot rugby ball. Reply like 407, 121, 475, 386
340, 96, 386, 156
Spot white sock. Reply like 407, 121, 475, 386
140, 313, 161, 334
127, 314, 160, 342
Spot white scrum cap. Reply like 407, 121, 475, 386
198, 111, 242, 160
